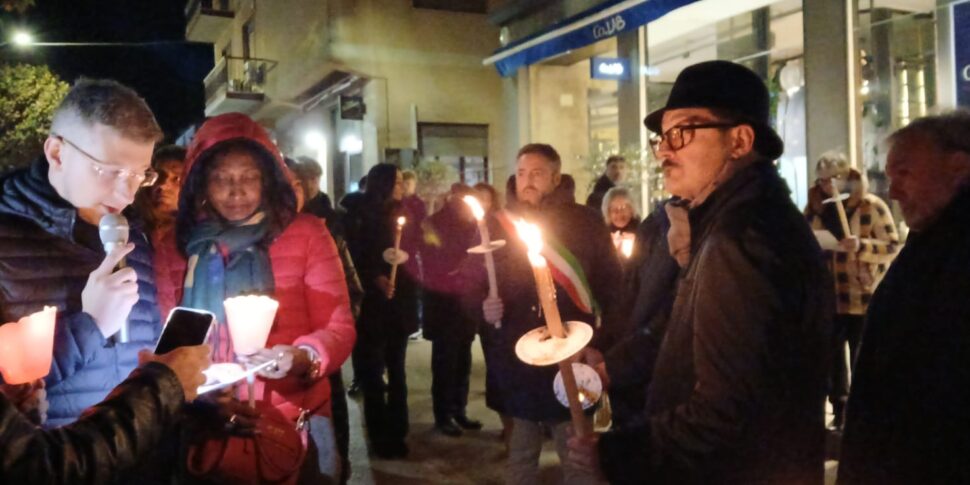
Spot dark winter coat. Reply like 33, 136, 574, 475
0, 158, 162, 427
603, 203, 680, 427
598, 161, 832, 484
585, 174, 615, 210
479, 186, 623, 423
0, 362, 185, 484
838, 188, 970, 485
420, 200, 478, 342
346, 199, 419, 337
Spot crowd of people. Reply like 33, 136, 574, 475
0, 57, 969, 485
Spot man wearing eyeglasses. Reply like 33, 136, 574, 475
0, 78, 165, 428
568, 60, 832, 484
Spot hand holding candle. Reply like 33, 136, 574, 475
388, 216, 407, 294
513, 220, 593, 437
224, 295, 279, 408
462, 195, 506, 327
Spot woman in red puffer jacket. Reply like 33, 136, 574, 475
154, 112, 355, 483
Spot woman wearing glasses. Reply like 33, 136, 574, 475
153, 113, 356, 483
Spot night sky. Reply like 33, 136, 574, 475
0, 0, 214, 141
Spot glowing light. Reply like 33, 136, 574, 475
396, 216, 406, 227
224, 295, 279, 356
0, 307, 57, 384
513, 219, 546, 267
462, 195, 485, 220
11, 31, 33, 47
304, 131, 326, 150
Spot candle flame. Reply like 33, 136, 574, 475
621, 238, 634, 258
396, 216, 406, 227
513, 219, 548, 267
578, 392, 586, 402
462, 195, 485, 220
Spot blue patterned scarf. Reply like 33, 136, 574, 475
181, 212, 275, 331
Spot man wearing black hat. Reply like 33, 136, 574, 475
568, 60, 832, 484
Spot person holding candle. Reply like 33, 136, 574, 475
0, 79, 166, 428
343, 162, 419, 459
477, 143, 623, 485
421, 184, 482, 436
567, 60, 832, 484
153, 113, 356, 483
601, 187, 640, 273
803, 151, 899, 432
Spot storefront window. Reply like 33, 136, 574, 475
856, 0, 938, 207
645, 0, 805, 207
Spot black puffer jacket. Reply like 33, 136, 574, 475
599, 161, 832, 484
0, 158, 162, 427
0, 362, 184, 484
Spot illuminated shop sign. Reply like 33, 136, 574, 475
591, 57, 631, 81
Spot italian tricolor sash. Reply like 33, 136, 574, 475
495, 210, 600, 316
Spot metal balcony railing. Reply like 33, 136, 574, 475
203, 56, 278, 105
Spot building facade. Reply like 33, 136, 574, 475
485, 0, 966, 218
185, 0, 512, 202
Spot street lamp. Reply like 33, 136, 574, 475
11, 31, 33, 47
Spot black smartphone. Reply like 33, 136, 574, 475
154, 307, 215, 355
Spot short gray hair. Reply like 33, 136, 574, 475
889, 110, 970, 155
601, 186, 636, 220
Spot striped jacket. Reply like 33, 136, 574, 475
805, 189, 899, 315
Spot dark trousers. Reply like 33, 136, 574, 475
430, 335, 474, 423
328, 372, 351, 484
357, 328, 410, 445
829, 313, 865, 412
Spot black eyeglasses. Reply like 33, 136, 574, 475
52, 133, 158, 187
648, 122, 740, 156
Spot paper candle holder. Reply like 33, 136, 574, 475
382, 248, 409, 265
0, 306, 57, 384
514, 320, 593, 366
224, 295, 279, 356
554, 363, 603, 410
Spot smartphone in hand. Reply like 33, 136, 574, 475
154, 307, 215, 355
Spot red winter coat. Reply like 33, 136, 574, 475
155, 113, 355, 419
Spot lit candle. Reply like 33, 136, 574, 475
224, 295, 279, 408
462, 195, 499, 301
514, 220, 592, 437
389, 216, 406, 289
620, 234, 635, 259
0, 307, 57, 384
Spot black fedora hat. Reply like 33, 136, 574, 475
644, 60, 784, 160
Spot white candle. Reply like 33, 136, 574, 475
462, 195, 499, 300
224, 295, 280, 409
389, 216, 406, 288
0, 306, 57, 384
514, 220, 591, 437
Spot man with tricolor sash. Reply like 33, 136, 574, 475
475, 143, 623, 485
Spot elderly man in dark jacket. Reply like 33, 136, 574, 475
0, 345, 209, 484
0, 79, 165, 427
838, 111, 970, 484
480, 143, 623, 485
569, 61, 832, 484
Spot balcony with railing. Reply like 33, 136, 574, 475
203, 56, 278, 116
186, 0, 235, 43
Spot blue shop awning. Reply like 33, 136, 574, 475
484, 0, 702, 77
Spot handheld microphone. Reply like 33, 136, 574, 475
98, 213, 130, 343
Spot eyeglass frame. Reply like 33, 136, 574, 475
51, 132, 158, 187
648, 121, 740, 157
